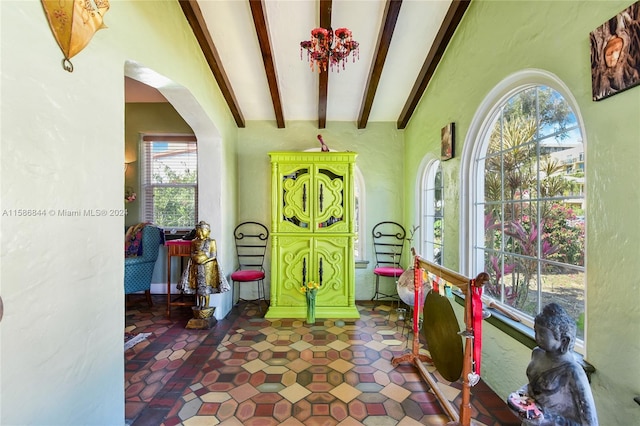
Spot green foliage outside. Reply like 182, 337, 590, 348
482, 86, 585, 327
152, 163, 197, 228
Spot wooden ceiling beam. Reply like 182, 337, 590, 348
318, 0, 332, 129
357, 0, 402, 129
397, 0, 470, 129
249, 0, 285, 128
179, 0, 245, 128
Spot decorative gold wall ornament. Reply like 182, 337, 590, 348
41, 0, 110, 72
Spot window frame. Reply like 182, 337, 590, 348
140, 134, 198, 231
354, 166, 366, 261
460, 69, 587, 353
419, 159, 444, 265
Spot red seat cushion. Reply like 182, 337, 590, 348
374, 267, 404, 277
231, 270, 265, 281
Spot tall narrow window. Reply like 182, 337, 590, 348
354, 167, 365, 260
474, 84, 586, 340
142, 135, 198, 229
421, 161, 444, 264
303, 149, 365, 260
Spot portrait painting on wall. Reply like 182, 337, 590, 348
441, 123, 455, 161
590, 1, 640, 101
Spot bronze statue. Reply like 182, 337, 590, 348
510, 303, 598, 425
179, 221, 230, 309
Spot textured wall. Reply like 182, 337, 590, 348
403, 1, 640, 424
124, 103, 193, 226
237, 121, 405, 301
0, 0, 238, 424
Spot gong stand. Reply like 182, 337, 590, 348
392, 252, 489, 426
390, 263, 432, 367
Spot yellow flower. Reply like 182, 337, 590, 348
301, 281, 320, 294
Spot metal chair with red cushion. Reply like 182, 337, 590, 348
231, 222, 269, 313
371, 221, 406, 306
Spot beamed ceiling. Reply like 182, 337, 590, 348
130, 0, 471, 130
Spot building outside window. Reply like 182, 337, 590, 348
474, 84, 586, 341
141, 134, 198, 230
421, 160, 444, 265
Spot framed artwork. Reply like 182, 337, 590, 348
590, 1, 640, 101
441, 123, 455, 161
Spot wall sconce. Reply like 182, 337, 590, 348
124, 161, 134, 173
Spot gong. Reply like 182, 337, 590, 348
396, 267, 430, 307
422, 290, 463, 382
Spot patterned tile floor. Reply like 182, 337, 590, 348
125, 296, 520, 426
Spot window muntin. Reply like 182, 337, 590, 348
421, 161, 444, 265
142, 135, 198, 229
476, 85, 586, 340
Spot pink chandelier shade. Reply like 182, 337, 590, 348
300, 27, 360, 72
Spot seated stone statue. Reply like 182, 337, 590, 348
510, 303, 598, 425
178, 221, 230, 309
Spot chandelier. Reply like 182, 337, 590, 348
300, 27, 359, 73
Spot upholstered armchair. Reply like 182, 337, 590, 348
125, 224, 163, 306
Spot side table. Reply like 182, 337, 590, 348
166, 239, 193, 317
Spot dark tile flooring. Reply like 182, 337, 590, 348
125, 296, 520, 425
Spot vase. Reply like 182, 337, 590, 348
306, 291, 316, 325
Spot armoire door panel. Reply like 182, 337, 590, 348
275, 236, 311, 307
314, 168, 346, 232
280, 166, 312, 231
314, 237, 350, 306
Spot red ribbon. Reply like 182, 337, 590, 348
414, 267, 421, 334
471, 281, 483, 374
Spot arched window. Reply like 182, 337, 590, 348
419, 160, 444, 265
463, 70, 586, 343
354, 167, 366, 260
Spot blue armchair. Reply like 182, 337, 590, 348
125, 224, 163, 306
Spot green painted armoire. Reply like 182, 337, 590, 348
265, 152, 360, 319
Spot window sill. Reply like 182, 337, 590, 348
164, 229, 191, 241
452, 292, 595, 381
355, 260, 369, 269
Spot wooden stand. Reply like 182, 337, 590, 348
166, 239, 194, 317
391, 265, 432, 366
392, 252, 488, 426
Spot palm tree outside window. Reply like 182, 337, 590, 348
475, 85, 586, 342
